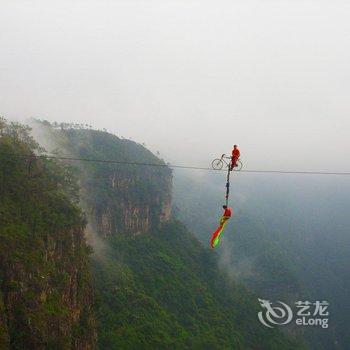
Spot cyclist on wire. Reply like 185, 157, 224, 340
211, 146, 242, 171
230, 145, 240, 170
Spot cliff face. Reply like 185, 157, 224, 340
66, 129, 172, 237
0, 224, 95, 349
90, 169, 172, 236
0, 123, 96, 349
31, 123, 173, 237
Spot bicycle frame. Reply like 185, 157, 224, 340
221, 154, 232, 167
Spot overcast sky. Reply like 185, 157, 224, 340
1, 0, 349, 171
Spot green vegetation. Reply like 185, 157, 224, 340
0, 119, 95, 349
93, 220, 303, 349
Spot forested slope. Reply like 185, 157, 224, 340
0, 120, 95, 349
93, 220, 303, 349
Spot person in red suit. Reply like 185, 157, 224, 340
210, 205, 233, 248
221, 205, 232, 223
230, 145, 240, 170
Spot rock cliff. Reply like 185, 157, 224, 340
31, 122, 173, 236
0, 120, 96, 349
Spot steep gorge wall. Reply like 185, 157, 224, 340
88, 168, 172, 236
31, 123, 173, 237
0, 224, 96, 349
0, 129, 96, 349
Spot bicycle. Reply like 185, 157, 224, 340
211, 154, 243, 171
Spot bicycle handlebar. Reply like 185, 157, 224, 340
221, 154, 241, 161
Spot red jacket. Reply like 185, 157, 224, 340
232, 148, 240, 159
224, 207, 232, 217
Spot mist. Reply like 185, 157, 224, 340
1, 0, 350, 172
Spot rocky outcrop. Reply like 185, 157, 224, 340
87, 169, 172, 236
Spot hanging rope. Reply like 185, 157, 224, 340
225, 166, 231, 206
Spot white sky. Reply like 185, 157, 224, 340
1, 0, 349, 171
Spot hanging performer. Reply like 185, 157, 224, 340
210, 205, 233, 248
230, 144, 240, 170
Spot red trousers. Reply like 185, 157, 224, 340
230, 156, 238, 170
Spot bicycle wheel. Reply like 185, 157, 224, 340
233, 159, 243, 171
212, 158, 224, 170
